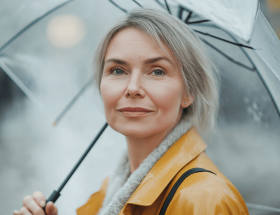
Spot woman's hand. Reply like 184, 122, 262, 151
13, 191, 58, 215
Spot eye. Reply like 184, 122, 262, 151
111, 68, 125, 75
151, 69, 164, 76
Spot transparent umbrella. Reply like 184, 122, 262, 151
0, 0, 280, 214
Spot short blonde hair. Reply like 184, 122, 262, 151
93, 8, 219, 134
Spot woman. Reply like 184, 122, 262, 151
14, 8, 249, 215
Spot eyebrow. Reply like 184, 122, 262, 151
105, 58, 128, 65
104, 56, 173, 66
144, 57, 173, 65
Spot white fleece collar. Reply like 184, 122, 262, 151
98, 116, 192, 215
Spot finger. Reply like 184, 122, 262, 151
45, 202, 58, 215
23, 195, 44, 215
13, 210, 21, 215
19, 207, 32, 215
32, 191, 46, 208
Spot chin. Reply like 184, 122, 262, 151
119, 126, 152, 139
122, 130, 151, 139
109, 121, 156, 139
112, 120, 172, 140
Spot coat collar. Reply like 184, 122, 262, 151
125, 127, 207, 207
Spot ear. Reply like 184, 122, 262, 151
181, 92, 194, 108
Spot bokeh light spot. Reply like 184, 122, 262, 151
47, 15, 86, 48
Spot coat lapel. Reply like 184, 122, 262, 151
123, 128, 207, 212
76, 128, 207, 215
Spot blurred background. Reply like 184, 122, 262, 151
0, 0, 280, 214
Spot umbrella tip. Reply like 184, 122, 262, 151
53, 122, 58, 127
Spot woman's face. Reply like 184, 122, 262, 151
100, 28, 192, 139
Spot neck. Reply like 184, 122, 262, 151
126, 110, 183, 173
126, 131, 169, 173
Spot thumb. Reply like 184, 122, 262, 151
45, 202, 58, 215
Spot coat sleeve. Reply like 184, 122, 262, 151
164, 173, 249, 215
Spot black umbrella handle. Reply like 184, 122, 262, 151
47, 190, 61, 203
43, 190, 60, 212
42, 122, 108, 212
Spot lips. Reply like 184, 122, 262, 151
117, 107, 154, 117
118, 107, 152, 112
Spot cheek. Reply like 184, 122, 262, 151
146, 80, 183, 118
100, 78, 124, 111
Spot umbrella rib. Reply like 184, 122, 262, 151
132, 0, 143, 7
177, 6, 200, 23
213, 25, 257, 69
177, 5, 193, 20
176, 6, 253, 50
177, 5, 185, 20
108, 0, 128, 13
198, 23, 280, 118
154, 0, 165, 9
0, 64, 45, 112
187, 20, 209, 24
202, 39, 255, 71
53, 80, 92, 126
108, 2, 254, 69
0, 0, 75, 53
194, 30, 253, 49
185, 11, 192, 23
191, 23, 258, 71
164, 0, 172, 14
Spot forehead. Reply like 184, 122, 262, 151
105, 27, 176, 60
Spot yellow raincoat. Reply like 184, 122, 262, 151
77, 128, 249, 215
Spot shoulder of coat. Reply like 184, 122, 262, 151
165, 153, 249, 214
173, 152, 240, 200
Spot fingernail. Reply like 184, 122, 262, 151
40, 200, 46, 207
13, 210, 19, 215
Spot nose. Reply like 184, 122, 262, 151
125, 70, 146, 99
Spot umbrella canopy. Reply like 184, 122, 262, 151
176, 0, 259, 41
175, 0, 280, 115
0, 0, 280, 214
0, 0, 279, 122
